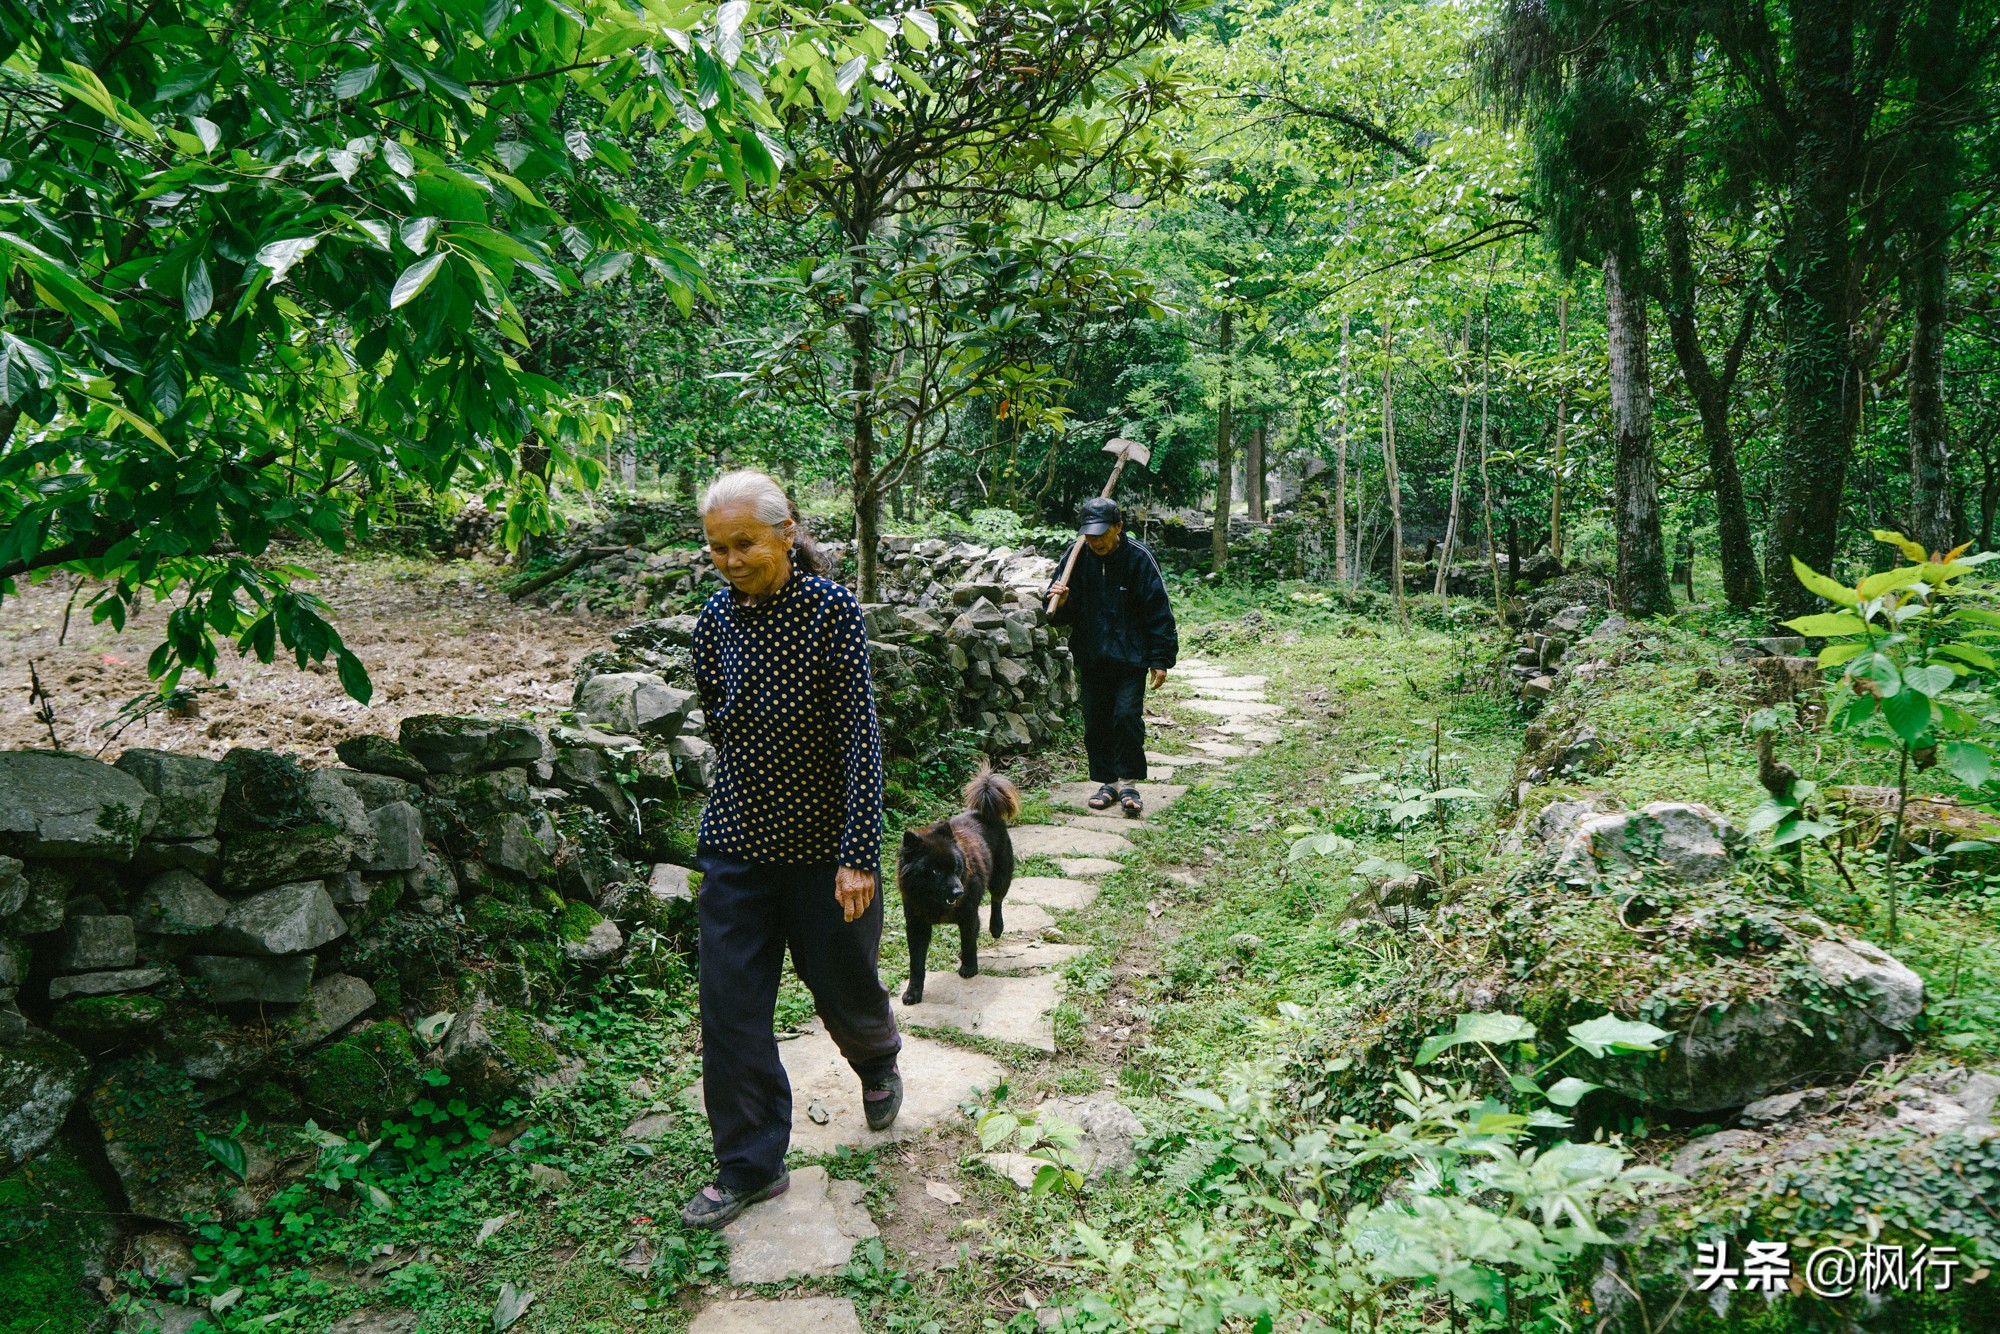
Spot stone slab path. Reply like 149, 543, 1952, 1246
721, 1165, 876, 1283
686, 650, 1295, 1324
1011, 876, 1101, 910
1012, 825, 1136, 859
893, 971, 1062, 1051
690, 1297, 862, 1334
688, 1025, 1003, 1153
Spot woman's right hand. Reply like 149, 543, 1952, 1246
835, 867, 876, 922
1048, 581, 1068, 602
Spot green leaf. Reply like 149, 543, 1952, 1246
1770, 818, 1840, 847
1565, 1014, 1671, 1058
977, 1112, 1019, 1151
1859, 567, 1926, 599
483, 0, 511, 39
146, 356, 185, 418
1744, 797, 1797, 835
1943, 839, 1997, 855
336, 650, 373, 704
1883, 688, 1934, 744
1849, 652, 1902, 697
1819, 641, 1866, 668
1936, 643, 1997, 672
1874, 529, 1930, 561
1340, 772, 1383, 785
253, 236, 318, 284
202, 1133, 248, 1180
1792, 556, 1858, 608
182, 257, 212, 321
333, 63, 379, 99
1544, 1076, 1602, 1108
1782, 612, 1868, 638
390, 252, 447, 308
903, 9, 939, 48
1029, 1163, 1062, 1197
1414, 1012, 1536, 1065
1941, 741, 1992, 789
1903, 663, 1954, 697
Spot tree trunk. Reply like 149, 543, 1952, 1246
1603, 247, 1675, 617
1763, 0, 1862, 618
1335, 314, 1351, 585
1907, 0, 1963, 557
1476, 285, 1505, 622
1213, 309, 1235, 573
1381, 313, 1408, 630
1658, 175, 1761, 608
847, 306, 880, 600
1550, 295, 1567, 563
1246, 421, 1266, 522
1436, 315, 1473, 604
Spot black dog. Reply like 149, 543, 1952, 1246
896, 768, 1020, 1004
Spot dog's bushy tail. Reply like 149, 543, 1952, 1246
963, 766, 1020, 824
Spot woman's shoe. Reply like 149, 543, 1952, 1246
1086, 783, 1119, 810
864, 1071, 904, 1131
679, 1172, 789, 1230
1119, 785, 1144, 818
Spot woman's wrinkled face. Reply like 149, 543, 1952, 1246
705, 502, 795, 600
1084, 522, 1123, 558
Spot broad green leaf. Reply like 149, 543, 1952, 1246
147, 356, 185, 418
1340, 772, 1383, 785
333, 63, 380, 99
1544, 1076, 1601, 1108
182, 257, 212, 321
390, 252, 447, 308
401, 216, 437, 254
1848, 652, 1902, 697
253, 236, 318, 284
1873, 529, 1929, 561
1791, 556, 1858, 608
1819, 641, 1865, 668
1770, 818, 1841, 847
1903, 663, 1954, 697
716, 0, 749, 64
978, 1112, 1020, 1151
383, 139, 416, 178
188, 115, 221, 153
1565, 1014, 1671, 1058
1943, 840, 1997, 855
1029, 1163, 1063, 1197
1882, 688, 1934, 744
1782, 612, 1867, 638
1859, 567, 1925, 599
1941, 741, 1992, 789
903, 9, 939, 48
483, 0, 511, 39
1936, 643, 1998, 672
202, 1133, 248, 1180
1414, 1012, 1536, 1065
336, 649, 373, 704
1744, 798, 1797, 835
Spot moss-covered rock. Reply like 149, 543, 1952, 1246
0, 1145, 117, 1334
439, 996, 566, 1103
462, 894, 546, 940
216, 748, 319, 834
300, 1019, 422, 1125
49, 995, 166, 1053
0, 1031, 90, 1166
555, 899, 605, 944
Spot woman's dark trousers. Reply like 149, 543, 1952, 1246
697, 851, 902, 1191
1078, 661, 1149, 783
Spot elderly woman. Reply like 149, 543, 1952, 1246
679, 470, 903, 1230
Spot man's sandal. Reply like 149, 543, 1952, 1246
1119, 786, 1144, 818
680, 1171, 790, 1230
1086, 783, 1119, 811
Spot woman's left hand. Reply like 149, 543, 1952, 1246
835, 866, 876, 922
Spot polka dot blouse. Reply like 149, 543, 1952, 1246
692, 571, 884, 871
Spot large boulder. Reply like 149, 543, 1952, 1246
212, 881, 347, 955
58, 915, 136, 970
113, 750, 225, 840
398, 716, 548, 776
0, 752, 158, 860
1, 1030, 90, 1164
483, 813, 552, 880
279, 974, 376, 1049
300, 1020, 421, 1121
572, 672, 695, 738
439, 996, 568, 1101
323, 768, 420, 811
427, 769, 531, 824
47, 968, 167, 1000
10, 863, 73, 934
1550, 801, 1743, 887
132, 837, 220, 881
1578, 935, 1924, 1113
0, 855, 23, 916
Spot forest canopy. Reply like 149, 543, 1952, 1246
4, 0, 2000, 684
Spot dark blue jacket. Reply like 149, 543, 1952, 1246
1047, 536, 1179, 672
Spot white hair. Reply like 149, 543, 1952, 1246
699, 470, 792, 528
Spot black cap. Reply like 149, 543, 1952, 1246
1078, 497, 1122, 535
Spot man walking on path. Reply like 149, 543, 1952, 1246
1046, 498, 1179, 818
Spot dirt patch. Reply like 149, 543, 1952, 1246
0, 553, 607, 761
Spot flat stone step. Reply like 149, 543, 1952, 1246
1049, 781, 1186, 816
1190, 690, 1267, 703
691, 1297, 862, 1334
1012, 825, 1135, 859
1168, 660, 1222, 675
1216, 724, 1282, 743
1183, 674, 1266, 690
1190, 740, 1253, 758
1055, 857, 1123, 878
1183, 698, 1285, 719
722, 1165, 876, 1284
1011, 876, 1100, 910
687, 1026, 1003, 1153
894, 971, 1060, 1051
1059, 813, 1151, 834
1147, 751, 1224, 767
981, 938, 1089, 974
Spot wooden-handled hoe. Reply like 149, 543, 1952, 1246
1047, 437, 1151, 614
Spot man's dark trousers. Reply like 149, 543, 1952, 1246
697, 851, 901, 1190
1078, 661, 1148, 783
